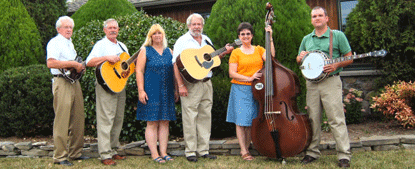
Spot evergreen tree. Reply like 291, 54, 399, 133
71, 0, 137, 30
0, 0, 42, 72
345, 0, 415, 87
204, 0, 313, 118
21, 0, 67, 64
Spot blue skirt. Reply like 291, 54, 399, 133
226, 84, 258, 126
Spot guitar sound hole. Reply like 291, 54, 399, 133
204, 54, 212, 61
121, 62, 129, 70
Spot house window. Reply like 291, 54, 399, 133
339, 0, 358, 31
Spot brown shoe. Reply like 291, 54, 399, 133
301, 155, 317, 164
101, 158, 116, 166
338, 159, 350, 168
112, 154, 126, 160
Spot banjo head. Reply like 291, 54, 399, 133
300, 51, 328, 82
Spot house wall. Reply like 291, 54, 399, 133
306, 0, 339, 30
142, 1, 216, 23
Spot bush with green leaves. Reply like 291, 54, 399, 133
0, 0, 42, 73
204, 0, 313, 134
21, 0, 67, 64
343, 88, 364, 124
72, 11, 187, 142
71, 0, 137, 30
0, 64, 53, 137
345, 0, 415, 88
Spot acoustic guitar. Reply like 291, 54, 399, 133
176, 39, 242, 83
96, 50, 140, 93
59, 56, 86, 84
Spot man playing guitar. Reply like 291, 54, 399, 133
172, 13, 233, 162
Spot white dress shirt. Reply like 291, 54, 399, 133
46, 34, 77, 75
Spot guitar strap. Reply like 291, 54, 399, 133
204, 39, 216, 50
118, 43, 126, 53
329, 30, 333, 59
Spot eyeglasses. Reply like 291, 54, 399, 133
239, 33, 251, 36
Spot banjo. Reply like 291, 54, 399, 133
299, 50, 387, 83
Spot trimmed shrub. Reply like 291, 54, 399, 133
0, 0, 42, 72
0, 64, 54, 137
203, 0, 313, 135
371, 81, 415, 128
21, 0, 67, 64
72, 11, 187, 142
71, 0, 137, 30
345, 0, 415, 88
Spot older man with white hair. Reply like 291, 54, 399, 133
46, 16, 89, 166
172, 13, 233, 162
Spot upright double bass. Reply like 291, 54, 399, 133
251, 3, 312, 160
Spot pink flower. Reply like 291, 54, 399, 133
344, 98, 350, 103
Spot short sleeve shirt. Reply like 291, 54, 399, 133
298, 27, 351, 74
229, 46, 265, 85
46, 34, 77, 75
86, 36, 129, 65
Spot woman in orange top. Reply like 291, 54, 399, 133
226, 22, 274, 161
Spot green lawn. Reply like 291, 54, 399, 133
1, 149, 414, 168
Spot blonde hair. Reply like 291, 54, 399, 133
142, 24, 168, 48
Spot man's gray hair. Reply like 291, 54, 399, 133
56, 16, 74, 29
186, 13, 204, 26
103, 18, 118, 28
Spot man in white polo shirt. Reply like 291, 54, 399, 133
85, 18, 128, 166
46, 16, 88, 166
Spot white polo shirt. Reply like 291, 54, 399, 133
172, 31, 213, 78
46, 34, 77, 75
86, 36, 129, 65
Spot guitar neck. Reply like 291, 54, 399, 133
126, 49, 141, 64
210, 46, 228, 57
210, 42, 239, 57
326, 52, 372, 65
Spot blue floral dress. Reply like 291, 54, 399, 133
136, 46, 176, 121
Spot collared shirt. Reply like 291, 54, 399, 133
172, 31, 213, 78
46, 34, 77, 75
86, 36, 129, 65
298, 27, 351, 75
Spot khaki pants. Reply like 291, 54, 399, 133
305, 76, 351, 160
95, 83, 126, 159
52, 77, 85, 163
180, 80, 213, 157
